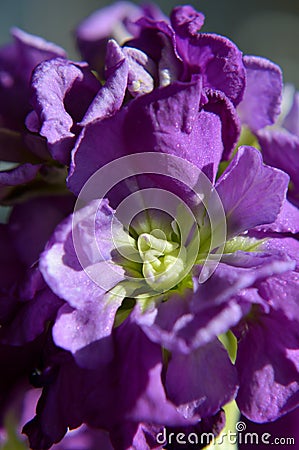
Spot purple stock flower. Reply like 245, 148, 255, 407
23, 141, 299, 448
26, 3, 246, 173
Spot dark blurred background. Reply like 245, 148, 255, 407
1, 0, 299, 86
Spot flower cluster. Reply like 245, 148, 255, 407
0, 3, 299, 450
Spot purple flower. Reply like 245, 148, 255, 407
26, 4, 247, 174
23, 143, 298, 448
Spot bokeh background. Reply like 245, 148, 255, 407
1, 0, 299, 87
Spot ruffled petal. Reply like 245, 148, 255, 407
177, 33, 246, 106
80, 40, 128, 126
27, 58, 100, 164
123, 80, 223, 180
238, 55, 282, 131
170, 5, 205, 38
203, 88, 241, 160
216, 146, 289, 237
123, 46, 156, 97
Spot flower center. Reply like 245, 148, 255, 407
137, 229, 187, 292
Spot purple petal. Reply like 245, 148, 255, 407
177, 33, 246, 106
258, 129, 299, 207
256, 199, 299, 234
0, 286, 63, 346
130, 17, 177, 63
80, 40, 128, 126
110, 422, 163, 450
8, 195, 74, 267
236, 309, 299, 422
194, 252, 295, 307
0, 163, 40, 187
172, 248, 294, 350
136, 251, 294, 354
0, 28, 66, 129
135, 289, 246, 354
113, 317, 191, 427
52, 293, 124, 368
123, 46, 156, 97
39, 200, 125, 309
27, 58, 100, 164
123, 80, 224, 181
68, 80, 225, 197
11, 28, 66, 79
237, 55, 282, 131
262, 236, 299, 269
216, 146, 289, 237
170, 5, 205, 38
257, 269, 299, 323
67, 110, 127, 196
283, 90, 299, 137
203, 88, 241, 160
166, 340, 238, 419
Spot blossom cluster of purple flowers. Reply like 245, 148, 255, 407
0, 2, 299, 449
